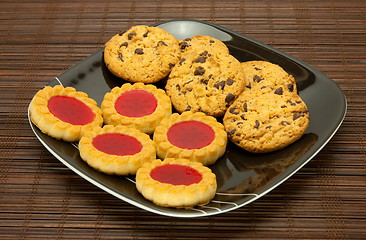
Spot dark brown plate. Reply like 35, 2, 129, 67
28, 19, 347, 217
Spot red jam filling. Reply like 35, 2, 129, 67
115, 89, 157, 117
92, 133, 142, 156
150, 164, 202, 186
167, 120, 215, 149
48, 96, 95, 125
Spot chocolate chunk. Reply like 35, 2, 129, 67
209, 40, 215, 43
199, 51, 209, 56
200, 79, 209, 85
120, 42, 128, 47
281, 105, 287, 108
185, 106, 191, 111
246, 84, 252, 89
243, 102, 248, 112
254, 120, 260, 129
179, 41, 190, 50
227, 129, 236, 135
274, 87, 283, 95
176, 84, 181, 91
287, 100, 296, 106
158, 40, 168, 46
186, 87, 193, 92
194, 66, 205, 76
287, 83, 294, 92
208, 74, 213, 79
169, 63, 175, 69
179, 58, 186, 65
253, 75, 264, 82
235, 133, 241, 136
293, 112, 304, 120
117, 52, 123, 62
237, 122, 244, 125
227, 78, 235, 85
229, 106, 239, 115
281, 121, 290, 126
302, 110, 309, 114
240, 114, 247, 120
254, 67, 261, 71
143, 31, 149, 37
194, 56, 206, 63
225, 93, 235, 104
127, 32, 136, 40
296, 100, 302, 104
213, 81, 226, 90
184, 38, 191, 41
135, 48, 144, 54
265, 125, 272, 129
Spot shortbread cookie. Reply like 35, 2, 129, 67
101, 82, 172, 134
29, 85, 103, 142
136, 158, 217, 208
223, 85, 309, 153
153, 111, 227, 165
178, 35, 229, 55
165, 50, 246, 117
241, 61, 297, 92
104, 25, 180, 83
79, 125, 156, 175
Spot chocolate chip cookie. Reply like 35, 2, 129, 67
223, 85, 309, 153
104, 25, 181, 83
241, 61, 297, 93
165, 50, 246, 117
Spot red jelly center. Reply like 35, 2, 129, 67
48, 96, 95, 125
167, 120, 215, 149
150, 164, 202, 186
115, 89, 157, 117
92, 133, 142, 156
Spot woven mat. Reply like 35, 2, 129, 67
0, 0, 365, 239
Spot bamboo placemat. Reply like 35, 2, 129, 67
0, 0, 365, 239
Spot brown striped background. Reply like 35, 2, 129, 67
0, 0, 365, 239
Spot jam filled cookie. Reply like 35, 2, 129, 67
79, 125, 156, 175
223, 85, 309, 153
165, 50, 246, 117
101, 83, 172, 134
136, 158, 217, 208
104, 25, 180, 83
241, 60, 297, 92
153, 111, 227, 165
29, 85, 103, 142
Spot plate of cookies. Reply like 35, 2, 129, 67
28, 19, 347, 217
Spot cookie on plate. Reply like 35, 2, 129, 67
79, 125, 156, 175
223, 85, 309, 153
165, 50, 246, 117
178, 35, 229, 55
153, 111, 227, 166
241, 60, 297, 92
136, 158, 217, 208
101, 82, 172, 134
104, 25, 180, 83
29, 85, 103, 142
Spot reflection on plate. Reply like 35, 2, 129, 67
28, 19, 347, 217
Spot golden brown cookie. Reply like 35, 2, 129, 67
104, 25, 180, 83
79, 125, 156, 175
101, 82, 172, 134
165, 50, 246, 117
223, 85, 309, 153
241, 60, 297, 92
136, 158, 217, 208
29, 85, 103, 142
178, 35, 229, 55
153, 111, 227, 166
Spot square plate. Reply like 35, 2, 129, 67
28, 19, 347, 217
